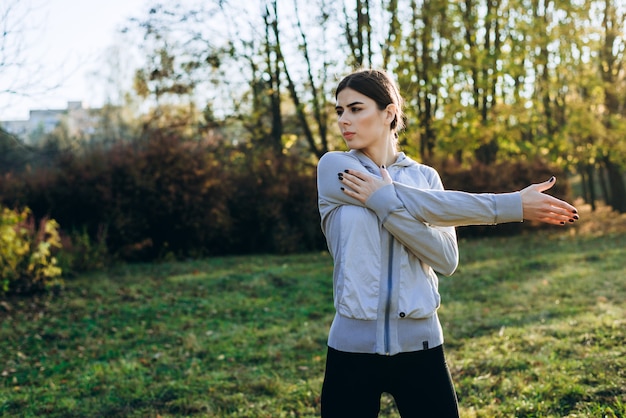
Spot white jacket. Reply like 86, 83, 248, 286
317, 150, 523, 355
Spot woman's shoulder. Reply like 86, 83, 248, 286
399, 154, 439, 176
319, 150, 359, 163
318, 150, 362, 171
397, 154, 443, 187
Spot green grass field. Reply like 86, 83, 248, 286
1, 207, 625, 417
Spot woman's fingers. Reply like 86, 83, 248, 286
534, 176, 556, 193
380, 165, 393, 184
520, 177, 579, 225
544, 195, 579, 217
338, 170, 363, 191
338, 170, 366, 203
339, 168, 390, 204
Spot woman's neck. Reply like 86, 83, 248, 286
360, 141, 397, 167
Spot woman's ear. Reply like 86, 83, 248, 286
384, 104, 397, 126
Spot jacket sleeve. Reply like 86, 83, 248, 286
377, 203, 459, 276
317, 151, 523, 228
391, 182, 523, 226
317, 152, 366, 238
365, 172, 459, 276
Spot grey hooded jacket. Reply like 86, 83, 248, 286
317, 150, 523, 355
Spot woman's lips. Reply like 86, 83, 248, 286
343, 132, 355, 139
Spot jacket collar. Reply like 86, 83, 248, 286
348, 150, 417, 173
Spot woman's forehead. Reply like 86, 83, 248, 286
336, 88, 374, 106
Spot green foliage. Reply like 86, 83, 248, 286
37, 0, 621, 215
57, 226, 109, 275
0, 206, 63, 295
0, 130, 31, 175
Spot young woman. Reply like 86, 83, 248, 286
316, 69, 579, 417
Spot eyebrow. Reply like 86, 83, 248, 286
335, 101, 364, 110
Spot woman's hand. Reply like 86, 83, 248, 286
520, 177, 579, 225
339, 166, 392, 204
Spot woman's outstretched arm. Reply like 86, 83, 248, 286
318, 151, 578, 227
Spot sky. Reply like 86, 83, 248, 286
0, 0, 149, 121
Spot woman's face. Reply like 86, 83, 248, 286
335, 88, 391, 152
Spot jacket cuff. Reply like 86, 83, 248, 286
495, 192, 524, 223
366, 184, 403, 222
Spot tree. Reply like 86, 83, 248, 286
0, 128, 30, 174
0, 0, 73, 117
596, 0, 626, 212
398, 0, 455, 162
343, 0, 373, 68
126, 3, 233, 138
120, 0, 625, 193
280, 0, 333, 158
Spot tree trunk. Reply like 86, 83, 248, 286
598, 163, 610, 206
603, 155, 626, 213
579, 165, 589, 204
344, 0, 372, 68
263, 1, 283, 153
584, 164, 597, 211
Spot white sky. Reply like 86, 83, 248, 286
0, 0, 149, 120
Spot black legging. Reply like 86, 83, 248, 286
321, 345, 460, 417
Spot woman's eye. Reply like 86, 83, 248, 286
336, 110, 344, 116
351, 107, 361, 113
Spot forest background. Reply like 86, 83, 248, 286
0, 0, 625, 277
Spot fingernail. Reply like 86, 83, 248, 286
573, 215, 579, 220
550, 176, 555, 182
569, 219, 574, 223
382, 165, 386, 169
560, 221, 565, 225
572, 209, 578, 214
340, 187, 345, 191
344, 169, 349, 173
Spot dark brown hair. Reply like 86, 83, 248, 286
335, 69, 406, 134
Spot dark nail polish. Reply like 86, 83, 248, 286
569, 219, 574, 223
573, 209, 578, 214
560, 221, 565, 225
550, 176, 555, 182
340, 187, 345, 191
573, 215, 579, 220
344, 169, 349, 173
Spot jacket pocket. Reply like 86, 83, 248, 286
398, 252, 440, 319
334, 206, 381, 320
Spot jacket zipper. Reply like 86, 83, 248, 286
384, 236, 394, 355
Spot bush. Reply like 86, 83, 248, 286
223, 145, 323, 254
0, 134, 325, 263
0, 206, 63, 295
57, 225, 110, 275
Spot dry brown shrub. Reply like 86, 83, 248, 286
568, 198, 626, 237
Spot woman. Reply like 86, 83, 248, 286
316, 69, 578, 417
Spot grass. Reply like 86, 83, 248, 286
1, 204, 625, 417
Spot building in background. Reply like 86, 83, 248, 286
1, 101, 101, 145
